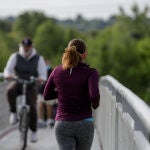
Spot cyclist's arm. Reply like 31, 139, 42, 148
4, 53, 17, 78
43, 69, 58, 100
37, 56, 47, 81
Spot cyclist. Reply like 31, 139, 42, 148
4, 38, 47, 142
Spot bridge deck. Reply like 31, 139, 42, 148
0, 127, 100, 150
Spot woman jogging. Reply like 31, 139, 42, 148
43, 39, 100, 150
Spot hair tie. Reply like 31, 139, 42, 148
70, 46, 76, 51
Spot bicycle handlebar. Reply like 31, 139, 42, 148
11, 76, 38, 85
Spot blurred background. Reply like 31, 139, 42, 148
0, 0, 150, 104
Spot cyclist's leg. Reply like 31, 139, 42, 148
46, 103, 53, 118
26, 87, 38, 132
7, 82, 20, 113
37, 94, 45, 124
45, 100, 55, 127
37, 96, 44, 120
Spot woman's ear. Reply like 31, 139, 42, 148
82, 50, 87, 59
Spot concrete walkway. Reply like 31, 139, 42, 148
0, 127, 101, 150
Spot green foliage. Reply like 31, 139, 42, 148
0, 5, 150, 104
64, 28, 85, 45
13, 11, 48, 39
0, 19, 12, 32
0, 31, 16, 71
94, 4, 150, 104
34, 20, 65, 66
58, 14, 116, 31
85, 31, 102, 71
136, 38, 150, 103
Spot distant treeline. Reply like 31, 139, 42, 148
0, 4, 150, 104
1, 14, 116, 32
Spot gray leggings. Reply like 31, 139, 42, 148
55, 120, 94, 150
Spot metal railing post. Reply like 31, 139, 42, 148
95, 75, 150, 150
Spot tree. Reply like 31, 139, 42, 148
0, 19, 12, 32
0, 31, 17, 71
136, 37, 150, 103
13, 11, 48, 39
34, 20, 64, 66
96, 4, 150, 103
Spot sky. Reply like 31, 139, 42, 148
0, 0, 149, 19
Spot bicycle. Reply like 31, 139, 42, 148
7, 76, 38, 150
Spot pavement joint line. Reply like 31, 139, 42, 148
0, 125, 18, 140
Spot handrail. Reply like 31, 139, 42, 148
100, 75, 150, 137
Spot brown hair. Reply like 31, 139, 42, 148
62, 39, 86, 70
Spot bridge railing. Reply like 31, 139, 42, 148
0, 82, 10, 133
0, 73, 3, 78
95, 75, 150, 150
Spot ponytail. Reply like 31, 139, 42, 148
62, 46, 81, 70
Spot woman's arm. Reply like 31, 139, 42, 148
43, 69, 58, 100
88, 69, 100, 109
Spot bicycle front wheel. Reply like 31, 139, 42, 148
19, 107, 29, 150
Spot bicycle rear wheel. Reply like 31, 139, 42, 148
19, 107, 29, 150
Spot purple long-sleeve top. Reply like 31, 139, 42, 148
43, 62, 100, 121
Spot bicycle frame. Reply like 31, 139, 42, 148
19, 81, 30, 110
15, 77, 37, 150
17, 81, 30, 120
17, 79, 36, 121
0, 76, 38, 150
